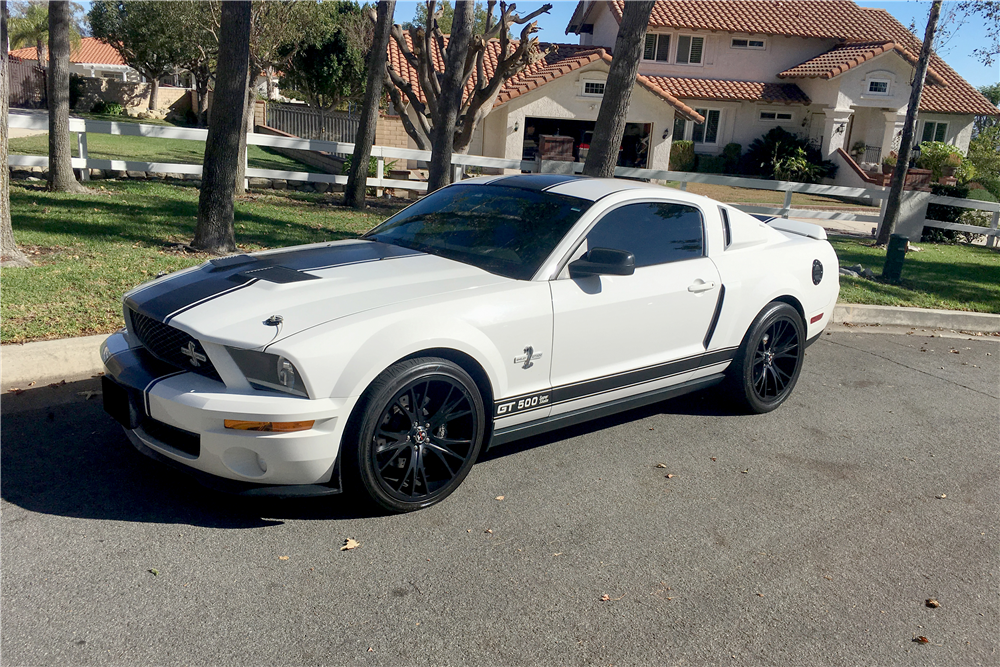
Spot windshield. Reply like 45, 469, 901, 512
364, 184, 592, 280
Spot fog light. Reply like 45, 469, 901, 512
224, 419, 315, 432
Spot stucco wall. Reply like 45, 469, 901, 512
474, 60, 677, 171
915, 112, 975, 153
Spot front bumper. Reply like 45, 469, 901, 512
101, 331, 349, 494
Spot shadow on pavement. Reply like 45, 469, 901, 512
0, 378, 380, 527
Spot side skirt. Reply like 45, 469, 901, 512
489, 373, 726, 448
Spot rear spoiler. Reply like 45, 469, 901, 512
751, 215, 827, 241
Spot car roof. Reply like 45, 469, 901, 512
456, 174, 710, 205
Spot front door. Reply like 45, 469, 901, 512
548, 201, 722, 416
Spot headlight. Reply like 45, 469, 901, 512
226, 348, 309, 398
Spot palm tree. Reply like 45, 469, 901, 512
7, 0, 82, 71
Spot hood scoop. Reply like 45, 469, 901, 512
238, 265, 319, 284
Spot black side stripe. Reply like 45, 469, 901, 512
703, 284, 726, 349
494, 347, 736, 418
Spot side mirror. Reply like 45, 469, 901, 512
568, 247, 635, 278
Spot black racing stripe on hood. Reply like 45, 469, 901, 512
126, 241, 422, 323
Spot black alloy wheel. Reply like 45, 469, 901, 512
348, 358, 485, 512
727, 302, 805, 414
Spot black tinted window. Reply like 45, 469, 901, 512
364, 184, 591, 280
585, 202, 703, 267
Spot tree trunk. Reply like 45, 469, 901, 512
196, 68, 210, 127
2, 0, 32, 268
426, 0, 476, 193
192, 1, 251, 254
582, 0, 655, 178
876, 0, 942, 246
36, 37, 47, 71
265, 65, 274, 101
47, 1, 85, 193
235, 75, 254, 195
147, 76, 159, 111
345, 1, 396, 209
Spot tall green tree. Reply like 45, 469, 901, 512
7, 1, 82, 71
174, 1, 219, 126
345, 1, 396, 209
192, 1, 251, 254
277, 1, 370, 138
876, 0, 942, 247
47, 0, 86, 193
973, 83, 1000, 137
89, 0, 184, 110
403, 0, 489, 34
582, 0, 655, 178
2, 0, 32, 267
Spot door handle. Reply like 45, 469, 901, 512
688, 281, 717, 293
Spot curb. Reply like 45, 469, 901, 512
832, 304, 1000, 333
2, 304, 998, 391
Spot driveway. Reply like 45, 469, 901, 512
2, 331, 997, 666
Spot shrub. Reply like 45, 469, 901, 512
882, 153, 897, 167
91, 100, 124, 116
721, 142, 742, 172
696, 155, 726, 173
341, 155, 398, 195
922, 183, 985, 243
69, 74, 86, 110
669, 140, 696, 172
741, 127, 836, 183
916, 141, 963, 180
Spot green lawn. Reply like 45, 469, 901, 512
664, 182, 879, 211
830, 235, 1000, 314
1, 181, 403, 343
8, 132, 319, 174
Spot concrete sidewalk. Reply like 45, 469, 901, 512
2, 305, 997, 391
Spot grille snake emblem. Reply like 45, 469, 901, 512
180, 341, 207, 367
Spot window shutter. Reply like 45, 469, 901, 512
656, 34, 671, 61
644, 34, 656, 60
689, 37, 704, 64
676, 35, 691, 64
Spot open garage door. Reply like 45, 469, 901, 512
521, 117, 651, 168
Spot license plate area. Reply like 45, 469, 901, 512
102, 375, 142, 429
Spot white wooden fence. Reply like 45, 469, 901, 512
7, 113, 999, 246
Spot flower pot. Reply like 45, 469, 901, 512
882, 164, 893, 175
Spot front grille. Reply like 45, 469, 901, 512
128, 308, 221, 382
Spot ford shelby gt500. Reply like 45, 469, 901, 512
102, 174, 839, 512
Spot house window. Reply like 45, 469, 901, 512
583, 81, 605, 96
731, 38, 765, 49
921, 121, 948, 143
676, 35, 705, 65
643, 34, 671, 62
692, 108, 720, 145
759, 110, 793, 122
867, 79, 890, 95
673, 116, 687, 140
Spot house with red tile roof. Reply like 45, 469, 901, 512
565, 0, 997, 185
9, 37, 141, 82
388, 1, 996, 185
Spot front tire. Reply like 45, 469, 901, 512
346, 357, 485, 513
726, 302, 805, 414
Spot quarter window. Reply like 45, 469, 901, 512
921, 121, 948, 143
759, 110, 793, 121
731, 38, 765, 49
584, 203, 704, 268
643, 33, 671, 62
676, 35, 704, 64
692, 108, 721, 145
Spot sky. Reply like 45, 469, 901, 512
392, 0, 998, 90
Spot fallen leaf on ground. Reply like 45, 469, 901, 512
600, 593, 626, 602
484, 529, 493, 534
936, 494, 947, 499
278, 556, 289, 561
741, 469, 749, 474
913, 636, 930, 644
665, 473, 674, 479
926, 598, 940, 608
340, 538, 360, 551
148, 569, 158, 576
656, 463, 667, 468
368, 647, 374, 652
824, 576, 833, 581
495, 495, 505, 501
7, 388, 24, 395
711, 457, 717, 461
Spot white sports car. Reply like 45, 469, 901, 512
102, 175, 839, 512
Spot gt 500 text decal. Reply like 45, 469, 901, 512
495, 392, 551, 417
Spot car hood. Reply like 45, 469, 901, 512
125, 240, 510, 349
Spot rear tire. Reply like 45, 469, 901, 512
344, 357, 485, 513
725, 302, 805, 414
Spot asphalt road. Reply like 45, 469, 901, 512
2, 330, 997, 667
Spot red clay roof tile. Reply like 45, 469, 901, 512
8, 37, 126, 66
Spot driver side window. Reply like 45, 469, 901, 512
585, 202, 704, 268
